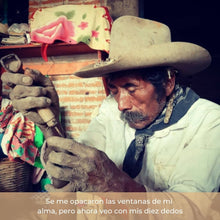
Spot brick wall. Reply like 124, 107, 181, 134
52, 74, 106, 138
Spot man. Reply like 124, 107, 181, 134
1, 16, 220, 193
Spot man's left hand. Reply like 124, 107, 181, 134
43, 136, 146, 192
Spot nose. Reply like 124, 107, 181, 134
117, 89, 132, 112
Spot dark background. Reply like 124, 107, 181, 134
0, 0, 29, 25
139, 0, 220, 104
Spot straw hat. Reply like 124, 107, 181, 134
75, 16, 211, 78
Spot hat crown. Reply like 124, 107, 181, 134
75, 16, 211, 78
109, 16, 171, 59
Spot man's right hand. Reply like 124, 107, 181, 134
1, 68, 62, 137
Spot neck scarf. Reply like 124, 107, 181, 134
122, 85, 199, 178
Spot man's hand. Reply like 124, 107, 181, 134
1, 68, 62, 137
43, 136, 146, 192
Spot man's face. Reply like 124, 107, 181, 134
107, 73, 167, 129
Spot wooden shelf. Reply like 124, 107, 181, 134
0, 42, 98, 58
0, 41, 108, 76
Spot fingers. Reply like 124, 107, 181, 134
49, 151, 80, 166
46, 136, 96, 158
1, 72, 33, 86
24, 68, 53, 87
45, 181, 88, 192
44, 137, 109, 192
48, 151, 96, 172
8, 84, 51, 112
1, 69, 53, 87
9, 85, 47, 99
12, 97, 52, 111
45, 182, 77, 192
45, 161, 88, 182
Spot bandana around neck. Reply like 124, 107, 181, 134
122, 85, 200, 178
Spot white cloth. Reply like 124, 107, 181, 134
30, 5, 112, 52
78, 95, 220, 192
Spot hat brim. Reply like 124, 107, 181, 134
75, 42, 211, 78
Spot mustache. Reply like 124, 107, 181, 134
120, 111, 148, 123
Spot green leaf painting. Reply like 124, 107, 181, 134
82, 13, 87, 20
55, 10, 75, 19
77, 35, 91, 44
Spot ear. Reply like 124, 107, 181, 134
165, 74, 176, 96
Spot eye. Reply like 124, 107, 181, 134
127, 87, 136, 94
123, 83, 138, 95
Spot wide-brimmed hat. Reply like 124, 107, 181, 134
75, 16, 211, 78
